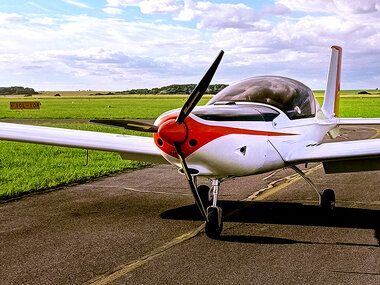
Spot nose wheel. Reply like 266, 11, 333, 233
204, 179, 223, 238
205, 206, 223, 238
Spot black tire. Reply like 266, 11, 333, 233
197, 185, 211, 208
205, 206, 223, 239
321, 189, 335, 212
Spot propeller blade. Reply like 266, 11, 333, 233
176, 50, 224, 124
91, 119, 158, 133
174, 143, 208, 221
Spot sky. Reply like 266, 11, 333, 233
0, 0, 379, 91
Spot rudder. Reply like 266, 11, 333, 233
322, 46, 342, 119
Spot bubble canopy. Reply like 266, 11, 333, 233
207, 76, 316, 119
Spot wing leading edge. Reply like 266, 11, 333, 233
0, 122, 167, 164
338, 118, 380, 125
286, 139, 380, 173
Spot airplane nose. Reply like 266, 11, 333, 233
158, 119, 188, 145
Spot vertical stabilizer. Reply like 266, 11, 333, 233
322, 46, 342, 119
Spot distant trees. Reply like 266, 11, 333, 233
0, 84, 229, 96
0, 86, 38, 95
117, 84, 228, 95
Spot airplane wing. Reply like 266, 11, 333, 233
338, 118, 380, 125
0, 122, 168, 164
286, 139, 380, 173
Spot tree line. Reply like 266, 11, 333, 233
0, 84, 229, 96
0, 86, 38, 95
116, 84, 228, 95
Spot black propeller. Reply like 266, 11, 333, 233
176, 50, 224, 124
173, 51, 224, 221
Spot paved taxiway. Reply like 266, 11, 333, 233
1, 126, 379, 284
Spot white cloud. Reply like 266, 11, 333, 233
175, 1, 260, 30
62, 0, 91, 9
277, 0, 379, 15
29, 17, 56, 25
102, 7, 123, 14
0, 13, 214, 90
1, 1, 379, 91
198, 2, 259, 29
175, 0, 196, 21
207, 0, 380, 89
0, 12, 26, 24
106, 0, 179, 14
139, 0, 179, 14
261, 3, 291, 15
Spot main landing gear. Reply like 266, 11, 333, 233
291, 166, 336, 215
321, 188, 336, 213
196, 179, 223, 238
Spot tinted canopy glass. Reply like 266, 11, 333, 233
207, 76, 316, 119
193, 105, 279, 122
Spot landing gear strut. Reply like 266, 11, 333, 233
183, 170, 223, 238
205, 179, 223, 238
291, 166, 335, 214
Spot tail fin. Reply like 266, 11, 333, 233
322, 46, 342, 119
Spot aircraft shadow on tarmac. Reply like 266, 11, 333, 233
160, 201, 380, 246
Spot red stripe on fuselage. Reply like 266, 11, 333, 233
153, 113, 297, 158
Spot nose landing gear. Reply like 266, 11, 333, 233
204, 179, 223, 238
206, 206, 223, 238
195, 179, 223, 238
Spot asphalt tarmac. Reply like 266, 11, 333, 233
1, 126, 379, 284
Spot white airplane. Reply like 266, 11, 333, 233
1, 46, 379, 238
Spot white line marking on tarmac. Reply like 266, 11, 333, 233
84, 224, 205, 285
246, 164, 322, 201
370, 127, 380, 139
81, 185, 192, 196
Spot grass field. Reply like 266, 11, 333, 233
1, 94, 379, 119
0, 96, 212, 119
0, 92, 379, 200
0, 124, 150, 200
313, 89, 380, 97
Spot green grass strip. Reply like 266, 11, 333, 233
0, 124, 150, 200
